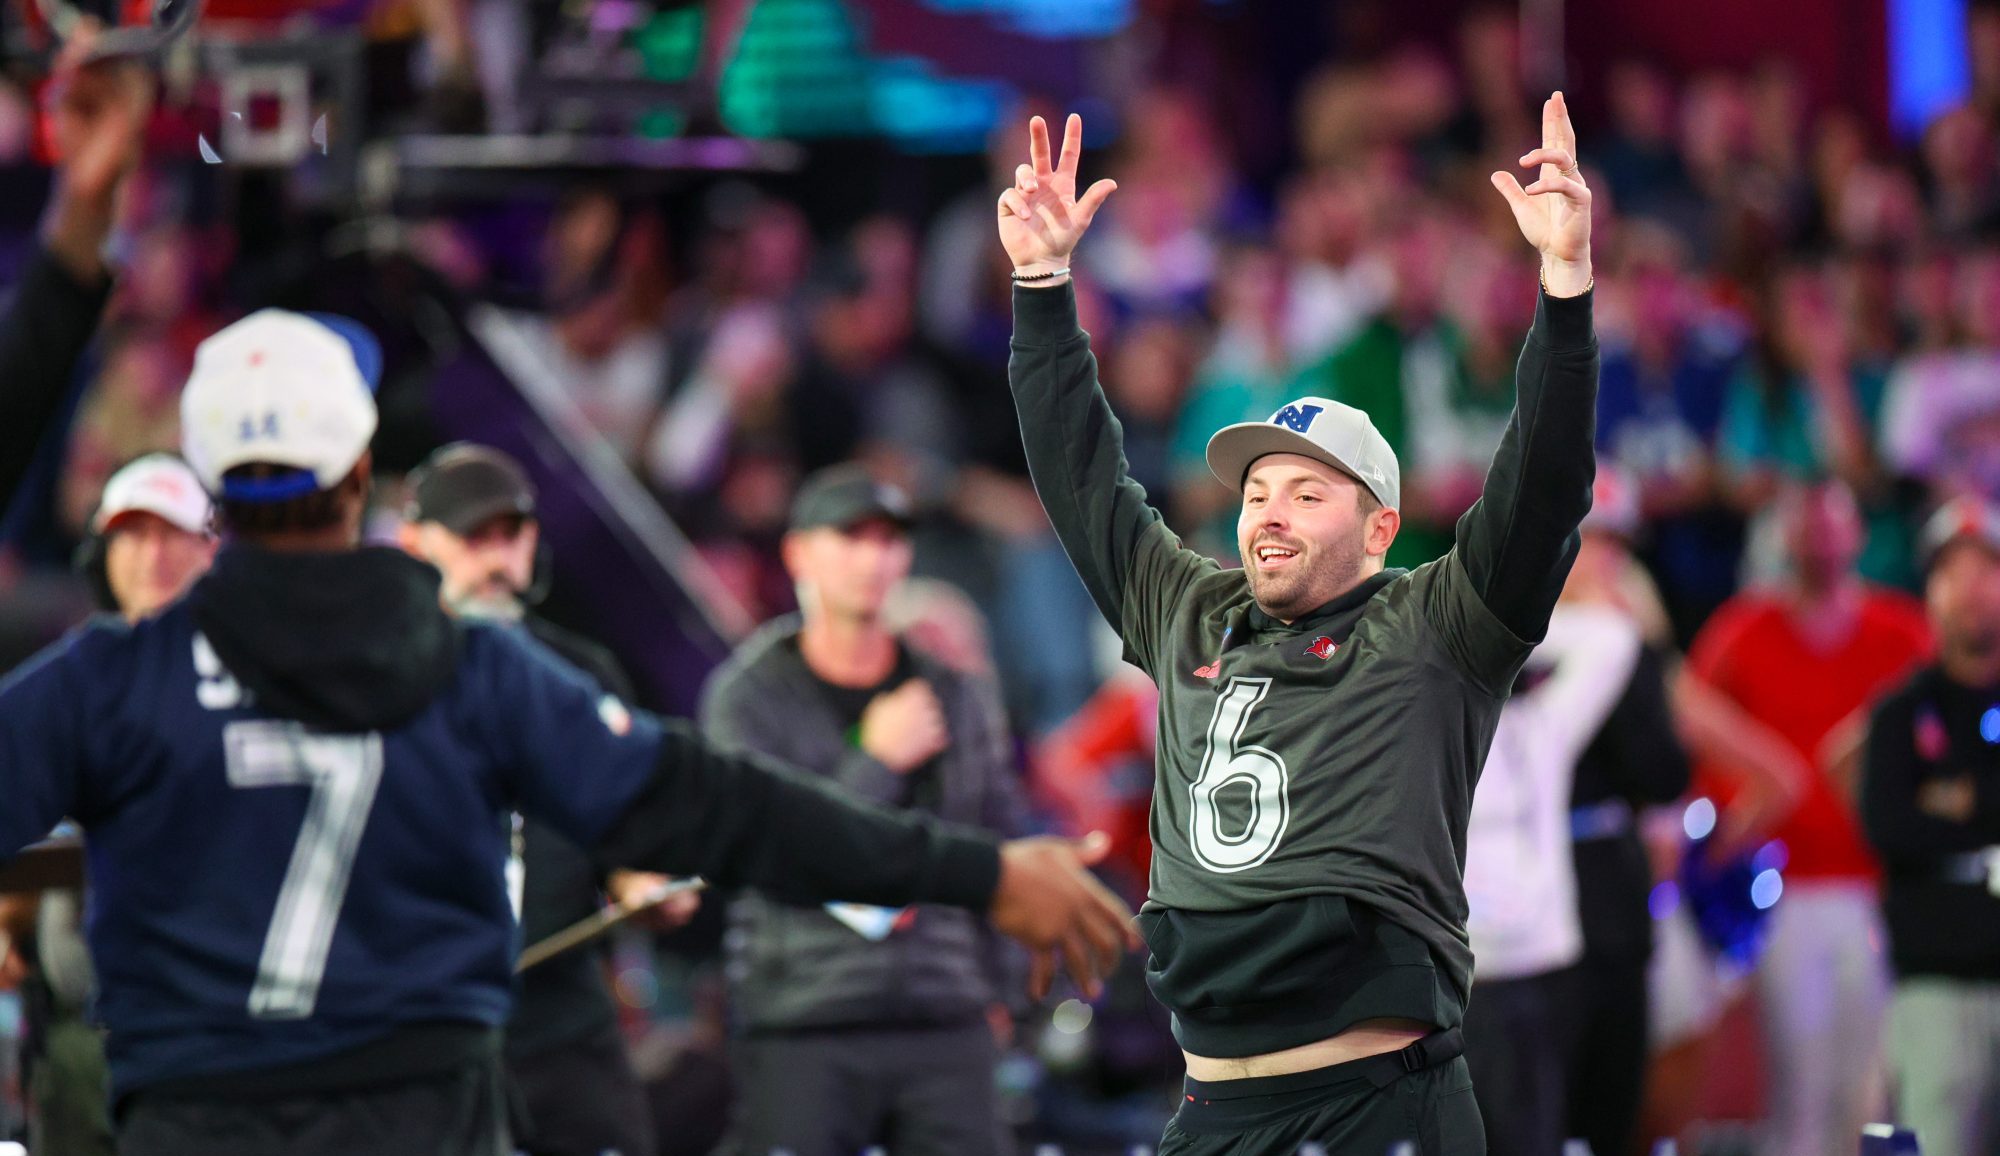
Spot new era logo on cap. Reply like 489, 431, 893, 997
180, 310, 383, 502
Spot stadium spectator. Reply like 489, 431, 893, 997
1285, 211, 1464, 565
1686, 477, 1933, 1156
1461, 599, 1643, 1156
1555, 468, 1693, 1156
1592, 223, 1747, 642
1879, 247, 2000, 507
1862, 499, 2000, 1156
398, 442, 697, 1156
518, 191, 673, 466
1720, 264, 1911, 590
700, 464, 1029, 1156
1170, 243, 1298, 557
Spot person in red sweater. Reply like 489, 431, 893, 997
1687, 477, 1933, 1156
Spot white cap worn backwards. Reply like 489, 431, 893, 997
179, 309, 383, 503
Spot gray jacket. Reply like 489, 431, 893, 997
699, 615, 1027, 1034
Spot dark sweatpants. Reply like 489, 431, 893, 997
1463, 968, 1582, 1156
1159, 1030, 1483, 1156
1563, 955, 1649, 1156
508, 1022, 657, 1156
726, 1022, 1006, 1156
117, 1056, 511, 1156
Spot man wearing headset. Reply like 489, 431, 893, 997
397, 442, 695, 1156
80, 454, 219, 621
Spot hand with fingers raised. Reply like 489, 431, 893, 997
997, 113, 1118, 287
1490, 91, 1593, 298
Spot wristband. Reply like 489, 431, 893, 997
1012, 266, 1070, 283
1540, 264, 1593, 296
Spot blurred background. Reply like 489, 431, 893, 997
2, 0, 1999, 1153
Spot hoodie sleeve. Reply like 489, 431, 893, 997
1010, 283, 1217, 676
0, 636, 89, 861
0, 249, 112, 509
481, 628, 1002, 912
1425, 288, 1598, 690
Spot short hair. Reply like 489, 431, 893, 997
1357, 487, 1382, 516
215, 465, 347, 535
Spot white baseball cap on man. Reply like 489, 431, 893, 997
179, 309, 383, 503
93, 453, 212, 536
1205, 396, 1401, 510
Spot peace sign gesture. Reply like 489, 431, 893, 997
1491, 91, 1594, 297
997, 114, 1119, 280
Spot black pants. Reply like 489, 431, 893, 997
508, 1024, 657, 1156
727, 1022, 1006, 1156
1463, 968, 1582, 1156
1159, 1029, 1483, 1156
1563, 955, 1648, 1156
117, 1057, 510, 1156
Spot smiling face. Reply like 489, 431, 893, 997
1237, 453, 1399, 622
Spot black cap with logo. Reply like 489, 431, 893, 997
788, 464, 914, 534
407, 443, 537, 536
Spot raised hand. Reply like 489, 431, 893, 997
988, 831, 1139, 1001
44, 20, 153, 282
1490, 91, 1593, 297
859, 679, 950, 774
997, 114, 1118, 280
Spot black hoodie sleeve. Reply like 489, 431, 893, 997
1009, 283, 1217, 677
0, 248, 112, 508
593, 722, 1002, 910
481, 625, 1002, 913
1426, 289, 1598, 688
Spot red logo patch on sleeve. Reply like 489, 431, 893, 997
1915, 708, 1949, 761
1305, 636, 1338, 660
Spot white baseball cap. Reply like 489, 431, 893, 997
1206, 396, 1401, 509
93, 454, 212, 536
179, 309, 382, 503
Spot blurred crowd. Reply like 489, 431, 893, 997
3, 0, 2000, 1152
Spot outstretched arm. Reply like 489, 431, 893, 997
0, 28, 148, 507
1437, 93, 1599, 675
486, 628, 1138, 999
1002, 115, 1215, 675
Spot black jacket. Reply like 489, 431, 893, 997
1570, 644, 1690, 964
700, 616, 1027, 1033
1863, 665, 2000, 980
0, 249, 112, 509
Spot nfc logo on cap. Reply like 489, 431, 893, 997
1272, 404, 1323, 433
